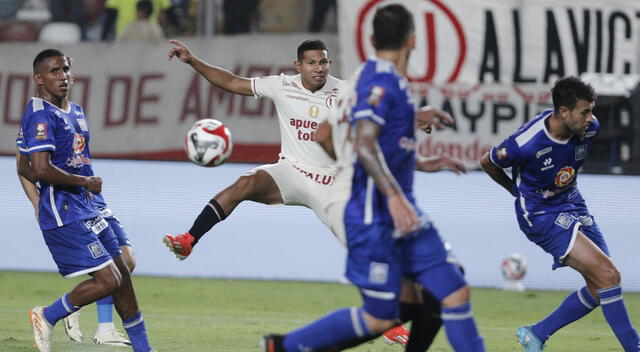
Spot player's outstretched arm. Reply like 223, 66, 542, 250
167, 39, 253, 96
16, 150, 40, 218
354, 119, 419, 235
480, 152, 516, 197
315, 121, 336, 160
416, 155, 467, 174
29, 151, 102, 195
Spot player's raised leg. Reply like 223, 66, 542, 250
163, 169, 283, 259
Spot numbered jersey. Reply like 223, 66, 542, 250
489, 109, 599, 221
251, 73, 344, 167
17, 98, 101, 230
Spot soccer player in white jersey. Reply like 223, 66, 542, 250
163, 39, 343, 256
481, 76, 640, 352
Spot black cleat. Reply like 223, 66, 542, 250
260, 334, 285, 352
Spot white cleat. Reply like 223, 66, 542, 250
28, 306, 53, 352
93, 328, 131, 347
62, 310, 84, 342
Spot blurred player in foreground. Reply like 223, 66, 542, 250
261, 4, 484, 351
481, 76, 640, 351
16, 48, 155, 352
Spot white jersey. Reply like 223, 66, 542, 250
251, 73, 344, 167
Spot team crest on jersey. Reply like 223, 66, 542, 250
369, 262, 389, 284
496, 147, 508, 160
554, 166, 576, 187
87, 241, 106, 259
36, 123, 47, 140
73, 133, 86, 153
575, 145, 587, 160
77, 118, 88, 131
326, 95, 336, 108
535, 146, 552, 158
366, 86, 386, 106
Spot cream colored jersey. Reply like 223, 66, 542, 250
251, 73, 344, 167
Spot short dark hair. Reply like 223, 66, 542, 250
33, 48, 66, 73
296, 39, 328, 61
137, 0, 153, 18
551, 76, 596, 112
372, 4, 415, 50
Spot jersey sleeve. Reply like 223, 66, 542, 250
585, 115, 600, 142
16, 126, 28, 155
488, 134, 524, 169
251, 74, 280, 99
22, 110, 57, 154
350, 73, 397, 127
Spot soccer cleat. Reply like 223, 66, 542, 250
93, 328, 131, 347
516, 326, 546, 351
162, 232, 195, 260
260, 334, 286, 352
28, 306, 53, 352
383, 325, 410, 346
62, 310, 83, 342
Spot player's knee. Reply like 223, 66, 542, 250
122, 247, 136, 273
363, 313, 396, 334
597, 262, 621, 287
230, 175, 256, 199
99, 270, 122, 294
441, 285, 470, 308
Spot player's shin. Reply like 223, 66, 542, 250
441, 302, 485, 352
122, 311, 152, 352
401, 292, 443, 352
531, 286, 598, 342
598, 285, 640, 351
282, 307, 372, 351
43, 293, 80, 326
188, 198, 226, 244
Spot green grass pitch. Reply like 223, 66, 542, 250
1, 271, 637, 351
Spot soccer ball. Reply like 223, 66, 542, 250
501, 253, 527, 281
184, 119, 233, 167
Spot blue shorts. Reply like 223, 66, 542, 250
42, 216, 121, 278
99, 208, 131, 247
518, 210, 609, 269
345, 221, 466, 320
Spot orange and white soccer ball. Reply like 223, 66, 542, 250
501, 253, 527, 280
184, 119, 233, 167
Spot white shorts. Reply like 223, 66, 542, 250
323, 163, 354, 246
252, 158, 337, 235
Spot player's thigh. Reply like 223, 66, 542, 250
103, 214, 136, 271
345, 222, 404, 320
564, 231, 617, 282
245, 163, 288, 204
43, 217, 119, 278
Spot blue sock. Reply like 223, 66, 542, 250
532, 286, 598, 341
43, 293, 79, 326
96, 295, 114, 323
441, 302, 485, 352
283, 307, 371, 351
598, 285, 640, 352
123, 311, 153, 352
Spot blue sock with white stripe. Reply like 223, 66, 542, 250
43, 293, 79, 326
123, 311, 152, 352
96, 295, 114, 323
441, 302, 485, 352
599, 285, 640, 351
532, 286, 598, 342
283, 307, 371, 351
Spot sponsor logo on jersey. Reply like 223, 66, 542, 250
291, 163, 335, 185
541, 157, 554, 171
496, 147, 508, 160
290, 118, 320, 141
535, 146, 552, 158
575, 145, 587, 160
87, 241, 106, 259
74, 110, 83, 116
579, 215, 594, 227
366, 86, 385, 106
281, 80, 301, 89
77, 118, 88, 131
585, 131, 597, 138
285, 94, 309, 101
554, 213, 575, 229
554, 166, 576, 187
399, 136, 416, 151
36, 123, 47, 140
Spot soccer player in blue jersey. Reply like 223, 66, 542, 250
481, 76, 640, 352
16, 48, 155, 352
17, 79, 136, 348
261, 4, 485, 351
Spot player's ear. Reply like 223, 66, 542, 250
369, 34, 376, 48
558, 106, 570, 118
406, 33, 416, 49
293, 60, 302, 73
33, 72, 44, 86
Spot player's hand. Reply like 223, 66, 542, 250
84, 176, 102, 195
168, 39, 194, 64
387, 193, 420, 236
416, 106, 454, 132
416, 155, 468, 174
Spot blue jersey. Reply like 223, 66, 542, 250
17, 97, 101, 230
344, 57, 420, 226
489, 109, 599, 223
